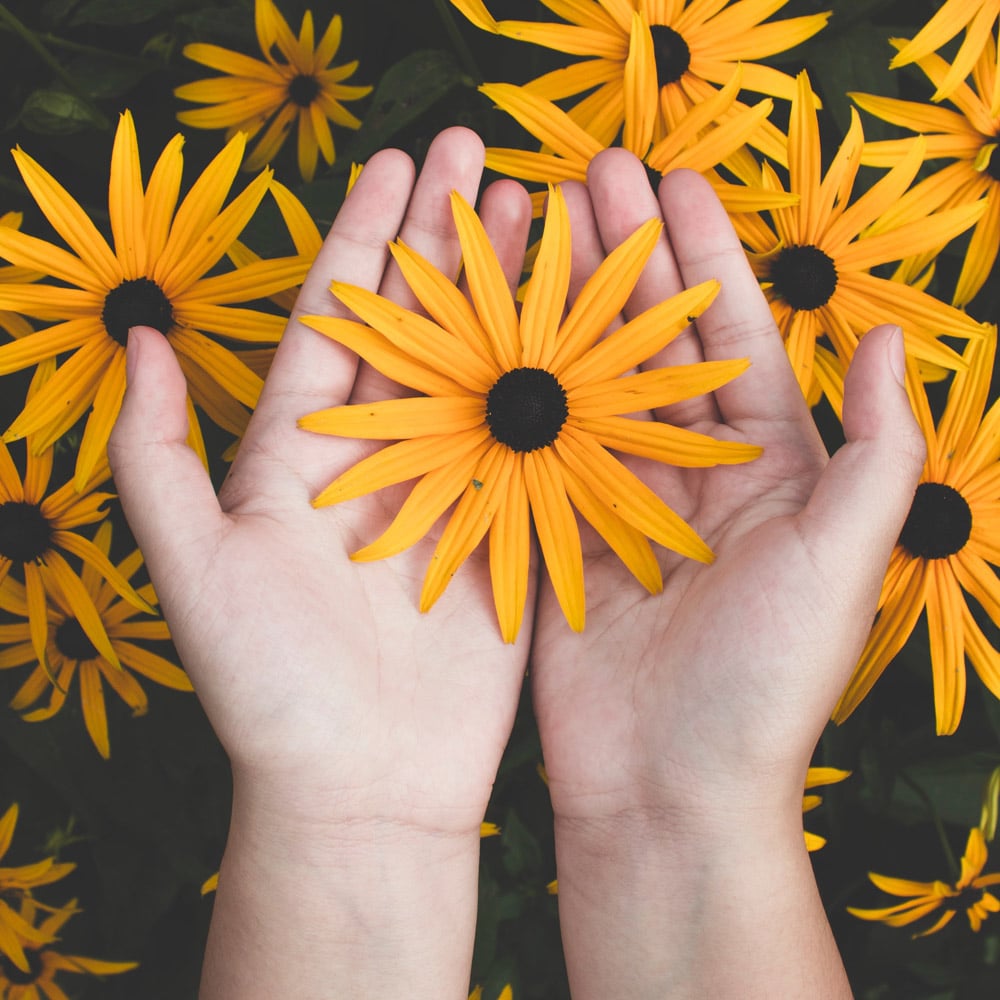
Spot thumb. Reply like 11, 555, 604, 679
799, 324, 926, 612
108, 326, 226, 610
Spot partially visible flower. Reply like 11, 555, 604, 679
848, 826, 1000, 936
0, 897, 136, 996
176, 0, 371, 182
735, 71, 987, 397
450, 0, 828, 164
888, 0, 999, 105
803, 767, 850, 852
833, 331, 1000, 735
852, 33, 1000, 306
0, 804, 74, 975
0, 213, 36, 341
299, 185, 762, 641
0, 110, 308, 487
469, 986, 513, 1000
0, 521, 192, 759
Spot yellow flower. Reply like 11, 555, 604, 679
0, 804, 74, 976
803, 767, 850, 852
0, 213, 36, 341
735, 71, 988, 397
469, 987, 513, 1000
450, 0, 828, 163
887, 0, 1000, 105
0, 521, 192, 759
848, 826, 1000, 937
0, 110, 308, 487
176, 0, 371, 182
833, 330, 1000, 735
300, 185, 762, 642
0, 897, 136, 997
852, 32, 1000, 306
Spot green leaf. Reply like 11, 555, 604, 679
18, 88, 108, 133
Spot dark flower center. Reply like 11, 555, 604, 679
650, 25, 691, 87
986, 142, 1000, 183
0, 949, 43, 985
486, 368, 568, 453
55, 618, 100, 662
288, 74, 321, 107
101, 277, 174, 347
899, 482, 972, 559
0, 501, 53, 564
769, 245, 839, 310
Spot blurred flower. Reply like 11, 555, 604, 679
852, 32, 1000, 306
0, 110, 308, 487
888, 0, 999, 105
803, 767, 850, 852
299, 185, 760, 641
735, 71, 987, 397
176, 0, 371, 182
848, 826, 1000, 936
0, 804, 74, 976
833, 330, 1000, 735
0, 521, 192, 759
0, 897, 136, 997
450, 0, 827, 164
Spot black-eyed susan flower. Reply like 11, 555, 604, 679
0, 214, 35, 341
300, 185, 762, 642
0, 521, 192, 759
0, 804, 74, 976
478, 69, 798, 217
450, 0, 828, 164
0, 897, 136, 997
833, 331, 1000, 735
176, 0, 371, 183
736, 71, 988, 397
852, 33, 1000, 307
848, 826, 1000, 937
803, 767, 850, 852
0, 110, 308, 486
888, 0, 999, 105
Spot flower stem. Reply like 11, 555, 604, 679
898, 769, 960, 880
432, 0, 482, 83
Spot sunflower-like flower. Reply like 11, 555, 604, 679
300, 185, 762, 642
0, 110, 308, 487
887, 0, 999, 105
735, 71, 988, 397
0, 521, 192, 758
851, 33, 1000, 307
176, 0, 371, 183
832, 331, 1000, 735
0, 804, 74, 976
848, 826, 1000, 937
477, 69, 798, 217
803, 766, 850, 852
0, 897, 136, 997
450, 0, 829, 164
0, 214, 35, 341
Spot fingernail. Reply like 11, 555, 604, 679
887, 325, 905, 387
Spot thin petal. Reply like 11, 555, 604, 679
299, 396, 485, 441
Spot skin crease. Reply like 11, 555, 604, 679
108, 128, 925, 998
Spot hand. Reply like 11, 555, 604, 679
108, 128, 533, 999
529, 152, 926, 998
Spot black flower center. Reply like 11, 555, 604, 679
288, 74, 321, 107
486, 368, 568, 453
101, 277, 174, 347
650, 25, 691, 87
55, 618, 100, 662
0, 949, 43, 985
0, 501, 53, 564
986, 142, 1000, 183
769, 245, 838, 310
899, 482, 972, 560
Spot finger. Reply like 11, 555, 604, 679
473, 178, 534, 299
658, 168, 807, 430
108, 326, 226, 616
797, 325, 926, 692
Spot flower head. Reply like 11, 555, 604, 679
300, 185, 762, 642
848, 826, 1000, 936
176, 0, 371, 182
833, 330, 1000, 735
0, 110, 308, 486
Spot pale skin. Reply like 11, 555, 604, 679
108, 128, 926, 998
